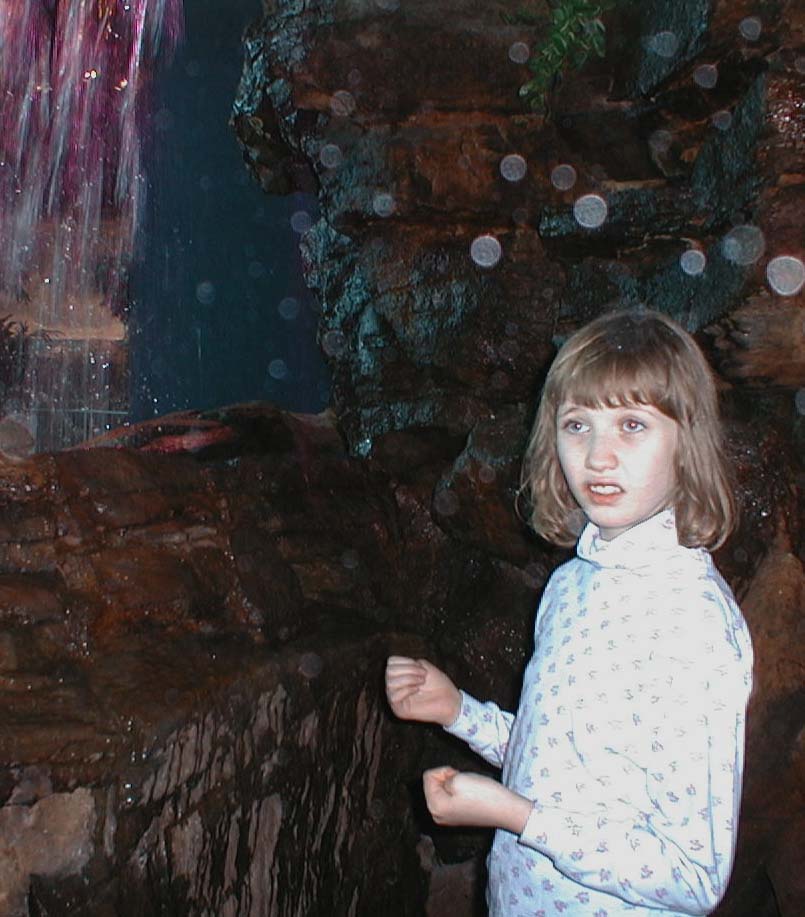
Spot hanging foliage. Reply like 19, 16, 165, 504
508, 0, 635, 110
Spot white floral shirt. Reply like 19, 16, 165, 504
445, 509, 753, 916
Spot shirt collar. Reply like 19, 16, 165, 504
576, 507, 681, 569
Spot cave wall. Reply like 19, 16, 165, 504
231, 0, 805, 913
1, 0, 804, 915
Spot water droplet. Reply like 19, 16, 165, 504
319, 143, 343, 168
248, 261, 266, 279
196, 281, 215, 305
722, 225, 765, 265
278, 297, 299, 320
322, 330, 347, 358
433, 489, 460, 516
372, 192, 395, 217
341, 550, 359, 569
508, 41, 530, 64
330, 90, 356, 117
268, 359, 288, 380
680, 249, 706, 276
739, 17, 762, 41
470, 234, 502, 268
693, 64, 718, 89
299, 653, 323, 679
766, 256, 805, 296
711, 110, 733, 131
290, 210, 313, 234
573, 194, 608, 229
550, 164, 577, 191
795, 389, 805, 416
647, 31, 679, 58
500, 154, 527, 182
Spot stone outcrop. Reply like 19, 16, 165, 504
1, 0, 803, 914
230, 0, 805, 913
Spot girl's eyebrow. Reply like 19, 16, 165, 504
556, 404, 582, 418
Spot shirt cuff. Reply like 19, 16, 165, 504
442, 689, 483, 740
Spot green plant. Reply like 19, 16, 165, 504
509, 0, 635, 110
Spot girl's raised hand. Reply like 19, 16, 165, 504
384, 656, 461, 726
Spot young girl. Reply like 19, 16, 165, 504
386, 310, 753, 916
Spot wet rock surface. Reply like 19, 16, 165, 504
2, 0, 804, 915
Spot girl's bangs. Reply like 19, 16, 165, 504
558, 349, 676, 415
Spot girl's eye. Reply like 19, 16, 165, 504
622, 419, 645, 433
563, 420, 588, 434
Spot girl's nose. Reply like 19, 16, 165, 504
585, 433, 617, 471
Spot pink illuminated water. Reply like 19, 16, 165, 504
0, 0, 182, 449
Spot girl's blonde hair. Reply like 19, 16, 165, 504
521, 309, 737, 549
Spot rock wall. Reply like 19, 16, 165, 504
231, 0, 805, 914
1, 0, 803, 914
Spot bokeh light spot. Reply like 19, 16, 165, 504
680, 249, 706, 276
500, 154, 527, 182
195, 281, 215, 305
470, 234, 502, 268
722, 225, 766, 265
712, 110, 733, 131
319, 143, 343, 168
573, 194, 608, 229
649, 130, 673, 154
330, 90, 356, 117
372, 192, 396, 217
278, 297, 299, 320
508, 41, 530, 64
739, 17, 762, 41
268, 358, 288, 380
433, 489, 460, 516
322, 330, 347, 358
550, 163, 577, 190
290, 210, 313, 234
298, 653, 323, 679
766, 256, 805, 296
647, 31, 679, 58
694, 64, 718, 89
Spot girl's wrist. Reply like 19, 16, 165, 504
441, 689, 462, 728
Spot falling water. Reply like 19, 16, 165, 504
0, 0, 182, 450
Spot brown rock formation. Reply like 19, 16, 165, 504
1, 0, 803, 914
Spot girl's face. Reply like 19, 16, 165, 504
556, 401, 679, 541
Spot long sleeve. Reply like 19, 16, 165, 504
443, 690, 515, 769
515, 576, 752, 914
